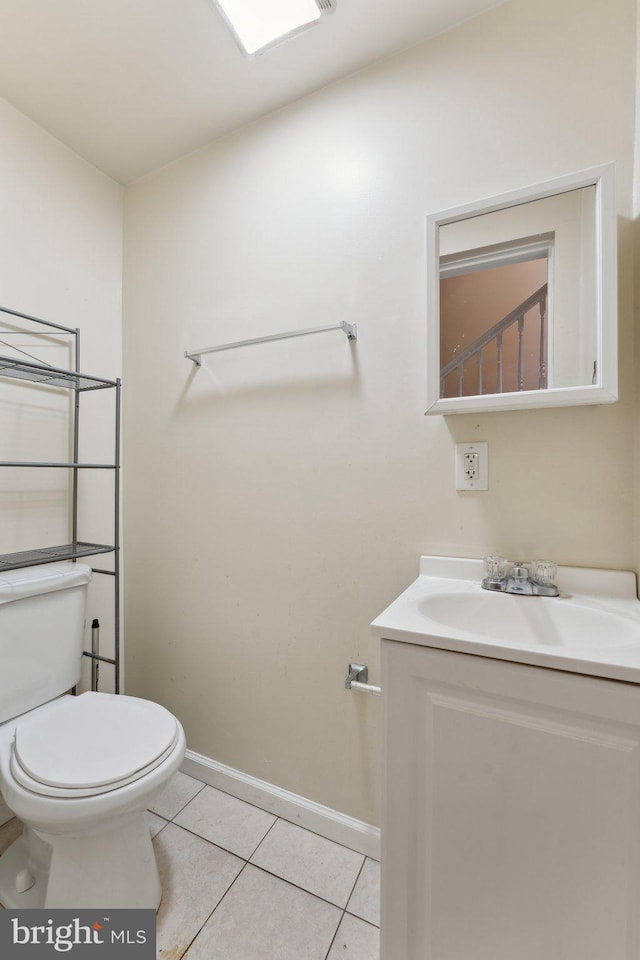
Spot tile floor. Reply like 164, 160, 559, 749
0, 771, 380, 960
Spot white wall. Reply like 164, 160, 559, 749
123, 0, 637, 825
0, 96, 123, 693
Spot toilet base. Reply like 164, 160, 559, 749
0, 812, 161, 910
0, 835, 45, 908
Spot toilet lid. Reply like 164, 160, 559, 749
13, 692, 179, 793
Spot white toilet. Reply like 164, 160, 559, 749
0, 562, 186, 909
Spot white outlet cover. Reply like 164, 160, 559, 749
455, 442, 488, 491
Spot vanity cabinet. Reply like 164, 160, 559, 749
381, 640, 640, 960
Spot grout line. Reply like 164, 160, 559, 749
155, 820, 250, 862
344, 909, 380, 929
246, 814, 279, 862
179, 861, 250, 960
147, 810, 170, 826
150, 820, 170, 840
176, 781, 280, 832
344, 855, 366, 910
167, 779, 207, 821
268, 816, 373, 857
323, 907, 346, 960
189, 780, 281, 818
248, 862, 352, 913
323, 908, 381, 960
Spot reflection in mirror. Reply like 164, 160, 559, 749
439, 234, 552, 397
438, 186, 597, 400
425, 165, 617, 414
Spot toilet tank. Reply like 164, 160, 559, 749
0, 563, 92, 724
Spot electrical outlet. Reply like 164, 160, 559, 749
464, 451, 479, 481
455, 442, 488, 490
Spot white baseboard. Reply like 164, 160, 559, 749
0, 799, 14, 828
181, 750, 380, 861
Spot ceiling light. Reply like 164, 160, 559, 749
214, 0, 336, 57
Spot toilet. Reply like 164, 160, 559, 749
0, 562, 185, 909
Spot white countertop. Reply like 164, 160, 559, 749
371, 556, 640, 683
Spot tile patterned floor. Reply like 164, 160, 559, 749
0, 772, 380, 960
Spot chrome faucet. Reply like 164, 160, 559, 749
482, 557, 559, 597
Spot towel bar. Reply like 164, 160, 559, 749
185, 321, 357, 366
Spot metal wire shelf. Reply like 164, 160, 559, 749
0, 355, 117, 392
0, 461, 116, 469
0, 303, 121, 692
0, 542, 115, 572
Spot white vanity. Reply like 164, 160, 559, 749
372, 557, 640, 960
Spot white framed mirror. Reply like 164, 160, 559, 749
425, 163, 617, 414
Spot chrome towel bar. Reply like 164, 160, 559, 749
185, 321, 357, 366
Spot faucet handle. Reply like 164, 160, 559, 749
483, 556, 509, 582
532, 559, 557, 585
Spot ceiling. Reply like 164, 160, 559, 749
0, 0, 505, 184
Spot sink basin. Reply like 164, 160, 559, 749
418, 589, 640, 649
371, 556, 640, 682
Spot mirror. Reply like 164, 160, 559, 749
425, 164, 617, 414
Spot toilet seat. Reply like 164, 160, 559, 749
9, 692, 180, 799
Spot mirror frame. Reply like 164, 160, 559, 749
425, 163, 617, 414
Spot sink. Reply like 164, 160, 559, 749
371, 556, 640, 682
418, 589, 640, 649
